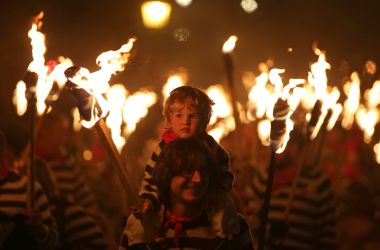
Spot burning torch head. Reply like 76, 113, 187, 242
307, 100, 322, 131
270, 98, 290, 151
23, 71, 39, 99
64, 66, 97, 122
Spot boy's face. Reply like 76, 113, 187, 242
169, 103, 201, 139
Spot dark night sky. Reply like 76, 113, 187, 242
1, 0, 380, 140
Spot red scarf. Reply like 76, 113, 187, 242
162, 130, 178, 144
162, 209, 204, 247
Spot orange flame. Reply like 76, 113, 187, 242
206, 84, 235, 142
258, 119, 271, 146
246, 63, 271, 120
268, 68, 305, 153
374, 142, 380, 164
13, 12, 73, 115
106, 84, 128, 152
67, 38, 136, 128
222, 35, 238, 53
310, 87, 341, 139
162, 72, 187, 101
341, 71, 361, 129
123, 89, 157, 137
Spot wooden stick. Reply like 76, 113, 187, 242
95, 119, 156, 239
257, 150, 276, 250
283, 139, 310, 220
95, 118, 141, 208
21, 107, 49, 164
27, 94, 37, 211
223, 53, 241, 130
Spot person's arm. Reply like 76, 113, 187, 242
138, 141, 165, 214
203, 133, 235, 192
28, 182, 59, 250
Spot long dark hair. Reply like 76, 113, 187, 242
153, 137, 222, 207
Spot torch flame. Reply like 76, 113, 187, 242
354, 80, 380, 144
355, 105, 379, 144
310, 87, 341, 139
222, 35, 238, 53
162, 72, 187, 101
67, 38, 136, 128
258, 119, 271, 146
246, 64, 271, 120
123, 89, 157, 137
13, 81, 28, 116
341, 71, 361, 129
206, 84, 235, 142
13, 12, 73, 116
268, 68, 304, 153
374, 142, 380, 164
106, 84, 128, 152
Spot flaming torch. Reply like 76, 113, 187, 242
257, 69, 304, 250
13, 12, 73, 210
222, 35, 241, 129
64, 39, 141, 208
64, 42, 156, 238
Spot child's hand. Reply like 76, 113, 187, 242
142, 200, 152, 214
131, 200, 152, 218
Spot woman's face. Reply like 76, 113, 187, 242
169, 154, 209, 205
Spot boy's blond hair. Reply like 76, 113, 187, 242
163, 86, 214, 131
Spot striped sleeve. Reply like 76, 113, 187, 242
51, 162, 101, 219
0, 173, 59, 249
311, 168, 336, 249
138, 140, 165, 213
63, 201, 108, 250
33, 182, 59, 250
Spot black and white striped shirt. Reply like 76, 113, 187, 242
0, 172, 59, 249
251, 166, 336, 249
120, 213, 253, 250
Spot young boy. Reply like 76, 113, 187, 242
121, 138, 253, 249
130, 86, 240, 243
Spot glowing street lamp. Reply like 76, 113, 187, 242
141, 1, 172, 29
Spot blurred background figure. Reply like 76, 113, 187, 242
245, 129, 336, 249
0, 130, 59, 249
35, 157, 109, 249
35, 111, 117, 249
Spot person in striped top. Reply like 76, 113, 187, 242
0, 131, 59, 250
35, 157, 108, 250
36, 111, 116, 249
135, 86, 239, 241
251, 130, 336, 249
120, 137, 254, 250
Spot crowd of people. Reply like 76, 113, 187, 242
1, 85, 380, 249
